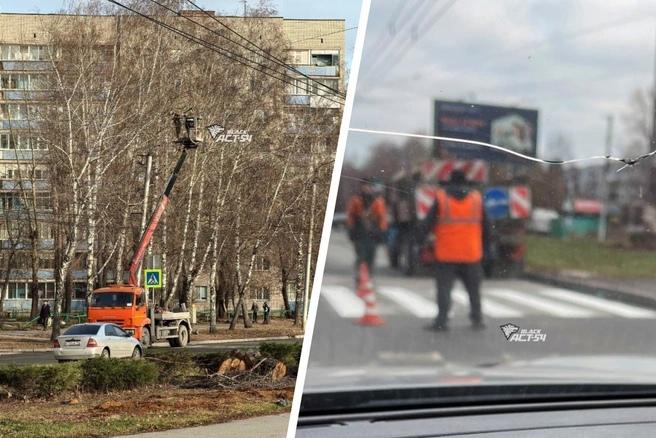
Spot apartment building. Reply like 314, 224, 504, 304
0, 12, 344, 315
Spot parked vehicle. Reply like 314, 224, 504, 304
53, 323, 142, 362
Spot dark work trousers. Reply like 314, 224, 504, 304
354, 238, 377, 285
435, 262, 483, 325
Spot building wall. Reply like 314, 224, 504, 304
0, 13, 342, 314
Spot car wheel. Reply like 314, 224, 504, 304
170, 324, 189, 348
131, 346, 142, 360
141, 327, 151, 348
100, 348, 110, 359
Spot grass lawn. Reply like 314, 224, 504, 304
525, 234, 656, 278
0, 386, 292, 438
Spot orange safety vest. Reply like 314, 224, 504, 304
433, 188, 483, 263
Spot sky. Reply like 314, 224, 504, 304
346, 0, 656, 166
0, 0, 361, 69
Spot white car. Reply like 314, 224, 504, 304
53, 323, 143, 362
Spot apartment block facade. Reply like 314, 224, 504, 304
0, 12, 344, 315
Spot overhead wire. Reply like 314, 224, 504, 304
106, 0, 345, 107
182, 0, 345, 98
290, 26, 358, 44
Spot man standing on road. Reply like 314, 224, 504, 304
346, 180, 388, 282
422, 170, 489, 331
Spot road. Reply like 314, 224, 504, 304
304, 230, 656, 388
0, 338, 300, 365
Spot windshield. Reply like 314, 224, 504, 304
63, 324, 100, 336
302, 0, 656, 409
90, 292, 134, 308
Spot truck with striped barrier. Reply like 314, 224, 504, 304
386, 159, 531, 277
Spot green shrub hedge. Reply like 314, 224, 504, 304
0, 363, 81, 397
80, 358, 159, 392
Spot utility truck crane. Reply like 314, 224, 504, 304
87, 114, 203, 348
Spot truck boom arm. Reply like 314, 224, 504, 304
127, 148, 189, 286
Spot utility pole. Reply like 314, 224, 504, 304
137, 154, 152, 288
241, 0, 247, 17
303, 149, 317, 325
649, 24, 656, 202
598, 115, 613, 242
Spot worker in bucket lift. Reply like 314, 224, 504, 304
346, 179, 388, 284
421, 169, 491, 331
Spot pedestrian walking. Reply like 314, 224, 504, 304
422, 170, 490, 331
251, 301, 259, 323
39, 302, 51, 331
346, 180, 388, 283
263, 301, 270, 324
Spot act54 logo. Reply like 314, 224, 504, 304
500, 323, 547, 342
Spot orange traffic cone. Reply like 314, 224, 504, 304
355, 262, 385, 326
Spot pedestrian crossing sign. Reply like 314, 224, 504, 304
144, 269, 162, 288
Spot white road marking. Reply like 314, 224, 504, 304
489, 288, 597, 318
320, 285, 364, 318
452, 289, 523, 318
377, 286, 437, 318
541, 288, 656, 319
320, 282, 656, 320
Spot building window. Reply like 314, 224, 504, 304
196, 286, 208, 301
288, 50, 309, 65
0, 133, 15, 150
35, 193, 52, 210
73, 283, 86, 300
251, 286, 270, 300
37, 282, 55, 299
0, 45, 49, 61
310, 79, 339, 96
288, 78, 309, 95
6, 282, 27, 300
311, 52, 338, 67
254, 256, 270, 271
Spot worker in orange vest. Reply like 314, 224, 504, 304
346, 180, 388, 281
422, 170, 490, 331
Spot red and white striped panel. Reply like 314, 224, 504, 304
415, 184, 437, 221
420, 160, 488, 183
509, 185, 531, 219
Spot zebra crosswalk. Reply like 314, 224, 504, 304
319, 282, 656, 320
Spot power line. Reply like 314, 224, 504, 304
362, 0, 458, 86
377, 11, 651, 92
290, 26, 358, 44
369, 0, 458, 84
182, 0, 345, 98
360, 0, 433, 80
106, 0, 345, 107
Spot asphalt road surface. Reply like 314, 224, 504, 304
0, 338, 300, 365
304, 230, 656, 389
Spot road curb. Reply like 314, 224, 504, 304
522, 272, 656, 310
0, 335, 304, 355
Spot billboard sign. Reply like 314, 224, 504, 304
433, 100, 538, 161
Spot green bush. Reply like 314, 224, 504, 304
0, 363, 81, 397
145, 350, 205, 384
259, 342, 302, 374
81, 358, 158, 392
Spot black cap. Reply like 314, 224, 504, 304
450, 169, 467, 184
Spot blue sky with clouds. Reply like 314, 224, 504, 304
347, 0, 656, 166
0, 0, 361, 68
